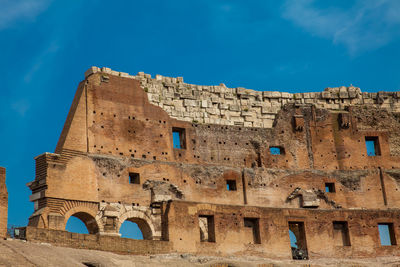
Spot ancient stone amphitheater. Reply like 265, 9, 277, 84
3, 66, 400, 266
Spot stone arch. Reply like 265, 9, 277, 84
63, 206, 101, 234
118, 210, 156, 240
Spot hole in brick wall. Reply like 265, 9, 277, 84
153, 156, 156, 160
289, 222, 308, 260
183, 180, 186, 183
365, 136, 381, 156
379, 223, 397, 246
199, 215, 216, 242
333, 221, 351, 246
131, 154, 134, 157
101, 126, 104, 128
270, 146, 284, 155
93, 111, 96, 114
82, 261, 100, 267
244, 218, 261, 244
114, 114, 116, 117
129, 173, 140, 184
119, 153, 123, 155
142, 155, 146, 159
101, 112, 103, 115
146, 118, 149, 121
116, 148, 118, 150
325, 183, 336, 193
164, 121, 166, 124
172, 127, 186, 149
226, 180, 237, 191
93, 121, 95, 123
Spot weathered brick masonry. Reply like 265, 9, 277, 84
0, 167, 8, 238
26, 66, 400, 259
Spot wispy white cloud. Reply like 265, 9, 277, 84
282, 0, 400, 54
11, 99, 30, 117
0, 0, 51, 30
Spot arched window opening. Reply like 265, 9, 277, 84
65, 212, 99, 234
119, 217, 152, 240
66, 216, 89, 234
119, 221, 143, 239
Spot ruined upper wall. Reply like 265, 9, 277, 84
85, 66, 400, 128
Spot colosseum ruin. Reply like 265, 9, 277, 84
24, 66, 400, 260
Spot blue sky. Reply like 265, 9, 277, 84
1, 0, 400, 235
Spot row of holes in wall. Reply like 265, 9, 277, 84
124, 174, 343, 194
199, 216, 397, 252
92, 111, 383, 157
109, 170, 397, 193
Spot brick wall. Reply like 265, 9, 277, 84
25, 226, 173, 255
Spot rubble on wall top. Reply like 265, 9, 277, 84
84, 66, 366, 97
84, 66, 400, 128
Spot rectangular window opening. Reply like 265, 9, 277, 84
226, 180, 237, 191
378, 223, 396, 246
333, 221, 351, 246
288, 221, 308, 260
269, 146, 284, 155
129, 172, 140, 184
244, 218, 261, 244
365, 136, 381, 156
172, 127, 186, 149
325, 183, 336, 193
199, 215, 215, 242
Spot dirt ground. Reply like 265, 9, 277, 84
1, 238, 400, 267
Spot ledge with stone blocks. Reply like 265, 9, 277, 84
84, 66, 400, 128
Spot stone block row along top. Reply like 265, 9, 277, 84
84, 66, 400, 129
